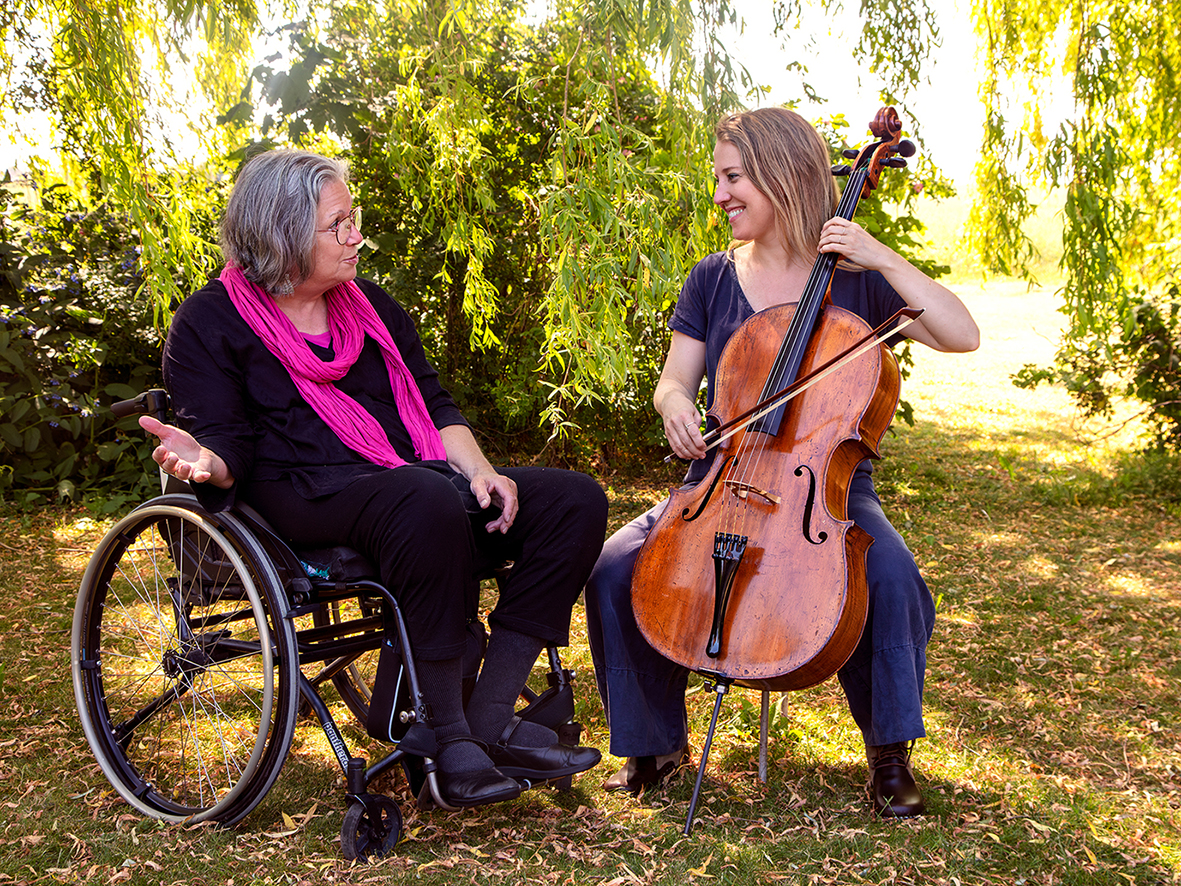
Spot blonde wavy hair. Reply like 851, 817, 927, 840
714, 108, 838, 261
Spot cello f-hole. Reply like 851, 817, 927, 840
795, 464, 829, 545
681, 455, 734, 522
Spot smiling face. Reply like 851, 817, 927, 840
295, 178, 362, 298
712, 139, 779, 245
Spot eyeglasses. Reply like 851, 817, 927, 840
318, 207, 362, 245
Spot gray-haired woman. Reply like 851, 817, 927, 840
140, 149, 606, 808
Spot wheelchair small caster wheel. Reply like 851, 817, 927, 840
341, 794, 402, 862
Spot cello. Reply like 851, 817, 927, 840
630, 107, 917, 833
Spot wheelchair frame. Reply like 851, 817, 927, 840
70, 390, 582, 862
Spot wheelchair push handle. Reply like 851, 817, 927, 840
111, 389, 171, 423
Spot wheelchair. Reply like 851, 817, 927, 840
70, 390, 585, 862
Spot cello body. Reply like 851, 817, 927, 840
630, 301, 901, 692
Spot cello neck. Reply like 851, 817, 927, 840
750, 162, 872, 436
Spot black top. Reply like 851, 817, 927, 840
162, 277, 467, 509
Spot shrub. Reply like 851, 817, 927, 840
0, 179, 170, 509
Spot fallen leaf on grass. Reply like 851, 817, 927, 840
688, 853, 714, 877
417, 857, 458, 873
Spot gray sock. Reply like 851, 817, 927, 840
466, 627, 558, 748
414, 656, 493, 772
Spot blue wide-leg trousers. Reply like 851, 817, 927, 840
584, 470, 934, 756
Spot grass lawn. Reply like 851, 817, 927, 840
1, 273, 1179, 885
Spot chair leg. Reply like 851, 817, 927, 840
758, 690, 770, 783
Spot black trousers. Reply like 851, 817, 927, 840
248, 462, 608, 660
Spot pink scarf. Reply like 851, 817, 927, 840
220, 265, 448, 468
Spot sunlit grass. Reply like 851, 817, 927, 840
2, 267, 1180, 883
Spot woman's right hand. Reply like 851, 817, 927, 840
138, 416, 234, 488
655, 331, 709, 461
661, 399, 707, 461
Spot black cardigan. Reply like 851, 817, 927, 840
162, 277, 468, 510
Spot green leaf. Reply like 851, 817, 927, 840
0, 424, 21, 449
103, 383, 140, 400
0, 347, 25, 372
97, 440, 127, 461
10, 400, 31, 423
217, 100, 254, 126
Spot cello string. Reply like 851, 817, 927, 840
756, 163, 869, 408
702, 313, 917, 454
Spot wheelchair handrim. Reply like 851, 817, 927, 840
71, 503, 277, 823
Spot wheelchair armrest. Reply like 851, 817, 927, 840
111, 388, 170, 422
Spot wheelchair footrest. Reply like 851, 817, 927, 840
557, 721, 582, 747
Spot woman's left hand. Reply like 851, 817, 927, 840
817, 218, 894, 271
817, 216, 981, 354
439, 424, 520, 533
469, 469, 518, 534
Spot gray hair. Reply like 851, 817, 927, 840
220, 149, 350, 295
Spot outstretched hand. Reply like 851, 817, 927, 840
138, 415, 229, 487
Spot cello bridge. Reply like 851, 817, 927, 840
724, 479, 781, 505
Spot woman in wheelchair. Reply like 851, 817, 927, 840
139, 148, 608, 809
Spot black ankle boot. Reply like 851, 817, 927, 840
486, 716, 600, 782
601, 745, 690, 795
433, 736, 521, 808
868, 740, 925, 818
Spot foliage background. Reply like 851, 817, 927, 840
970, 0, 1181, 447
0, 0, 945, 505
3, 0, 1179, 505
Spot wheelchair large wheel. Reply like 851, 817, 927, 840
71, 498, 300, 825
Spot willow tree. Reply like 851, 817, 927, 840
237, 0, 750, 451
0, 0, 259, 503
0, 0, 262, 311
240, 0, 945, 457
971, 0, 1181, 447
0, 0, 949, 500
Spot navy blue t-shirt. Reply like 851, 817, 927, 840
669, 250, 907, 483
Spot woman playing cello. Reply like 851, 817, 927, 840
584, 107, 979, 817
